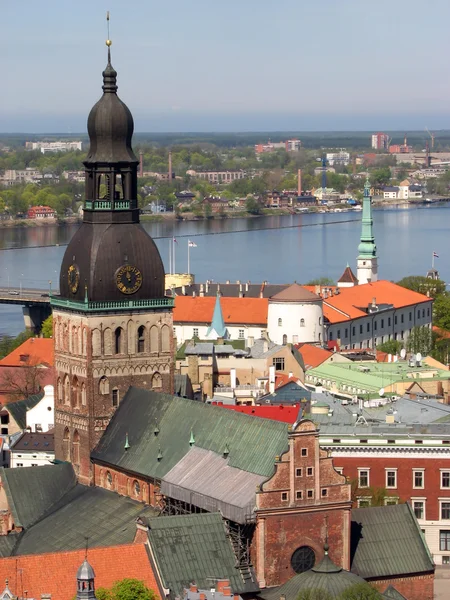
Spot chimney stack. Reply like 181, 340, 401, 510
269, 365, 276, 394
168, 150, 173, 180
199, 283, 204, 297
297, 169, 302, 196
139, 151, 144, 178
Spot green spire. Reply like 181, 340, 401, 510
157, 445, 163, 461
124, 432, 130, 451
358, 177, 377, 259
189, 430, 195, 446
223, 443, 230, 458
206, 293, 227, 339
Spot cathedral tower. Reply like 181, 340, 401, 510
357, 177, 378, 285
52, 39, 174, 484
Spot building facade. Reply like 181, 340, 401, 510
52, 43, 174, 485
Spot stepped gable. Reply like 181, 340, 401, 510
91, 387, 288, 480
269, 283, 321, 303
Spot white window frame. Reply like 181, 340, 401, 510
441, 470, 450, 490
385, 468, 398, 489
358, 468, 370, 489
411, 498, 426, 521
357, 496, 371, 508
413, 469, 425, 489
439, 499, 450, 520
384, 497, 399, 506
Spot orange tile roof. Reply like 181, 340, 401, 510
305, 280, 430, 325
0, 544, 160, 600
296, 343, 332, 369
0, 338, 54, 368
173, 296, 268, 325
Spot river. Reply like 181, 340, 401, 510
0, 204, 448, 336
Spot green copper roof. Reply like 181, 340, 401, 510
92, 387, 288, 480
6, 390, 45, 429
206, 294, 227, 338
147, 513, 259, 598
358, 178, 377, 259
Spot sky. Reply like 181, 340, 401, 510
2, 0, 450, 133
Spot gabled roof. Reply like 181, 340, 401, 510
296, 343, 332, 369
91, 387, 288, 480
173, 296, 268, 325
0, 463, 76, 529
260, 381, 311, 405
350, 504, 434, 580
10, 431, 54, 452
270, 283, 320, 303
337, 265, 358, 284
5, 390, 45, 429
147, 513, 259, 599
0, 544, 160, 600
0, 339, 54, 367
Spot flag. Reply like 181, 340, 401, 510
188, 240, 197, 247
433, 251, 439, 258
173, 237, 178, 244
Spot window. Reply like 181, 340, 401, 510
278, 318, 282, 327
307, 467, 313, 476
291, 546, 315, 574
282, 334, 287, 345
384, 498, 398, 506
335, 467, 344, 475
137, 326, 145, 353
238, 329, 245, 339
300, 318, 305, 327
281, 492, 288, 501
427, 308, 430, 317
273, 357, 285, 371
106, 471, 113, 489
367, 322, 370, 333
359, 325, 363, 334
410, 312, 413, 321
73, 430, 80, 465
388, 317, 391, 326
345, 328, 348, 338
112, 389, 119, 408
357, 498, 371, 508
321, 488, 328, 497
115, 327, 123, 354
296, 491, 303, 500
413, 501, 425, 520
440, 530, 450, 550
386, 470, 397, 488
442, 502, 450, 519
193, 328, 199, 338
414, 470, 424, 489
422, 309, 425, 318
374, 321, 377, 331
401, 314, 404, 323
442, 471, 450, 489
16, 463, 23, 467
358, 470, 369, 488
134, 480, 141, 497
301, 448, 308, 457
394, 316, 398, 325
352, 327, 355, 336
307, 490, 314, 498
381, 319, 384, 328
337, 329, 341, 339
296, 468, 302, 477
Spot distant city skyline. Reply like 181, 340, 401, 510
2, 0, 450, 133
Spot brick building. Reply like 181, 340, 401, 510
51, 45, 174, 485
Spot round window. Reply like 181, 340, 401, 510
291, 546, 315, 574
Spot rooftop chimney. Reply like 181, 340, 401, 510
200, 283, 204, 297
372, 297, 376, 308
246, 281, 250, 291
297, 169, 302, 196
269, 365, 276, 394
205, 281, 209, 293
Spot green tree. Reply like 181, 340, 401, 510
306, 277, 335, 286
94, 588, 113, 600
338, 583, 382, 599
41, 315, 53, 338
297, 589, 332, 600
407, 326, 432, 355
376, 339, 403, 354
397, 275, 446, 298
246, 196, 262, 215
371, 167, 391, 187
203, 202, 212, 219
111, 579, 156, 600
433, 294, 450, 330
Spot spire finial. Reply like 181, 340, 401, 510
85, 536, 89, 560
106, 11, 112, 54
124, 432, 130, 451
102, 11, 117, 93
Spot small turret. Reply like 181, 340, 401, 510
76, 559, 96, 600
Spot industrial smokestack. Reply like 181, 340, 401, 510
297, 169, 302, 196
139, 151, 143, 178
168, 151, 173, 181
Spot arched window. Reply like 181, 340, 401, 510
137, 326, 145, 353
115, 327, 123, 354
71, 376, 79, 408
282, 334, 287, 345
152, 372, 162, 389
82, 328, 87, 355
161, 325, 170, 353
57, 378, 63, 404
112, 388, 119, 407
99, 376, 109, 395
92, 329, 101, 356
300, 318, 305, 327
278, 318, 282, 327
133, 480, 141, 497
127, 479, 131, 496
64, 375, 70, 405
72, 326, 78, 355
106, 471, 113, 489
150, 326, 159, 352
73, 430, 80, 465
81, 383, 87, 406
63, 427, 70, 461
103, 328, 112, 355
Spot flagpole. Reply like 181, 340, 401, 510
432, 252, 434, 270
169, 238, 172, 275
188, 240, 190, 275
173, 238, 176, 274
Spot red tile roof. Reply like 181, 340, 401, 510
296, 343, 332, 369
173, 296, 268, 325
213, 403, 300, 424
337, 265, 358, 284
0, 338, 54, 368
305, 280, 429, 324
0, 544, 160, 600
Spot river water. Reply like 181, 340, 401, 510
0, 204, 448, 336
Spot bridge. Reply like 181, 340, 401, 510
0, 287, 55, 332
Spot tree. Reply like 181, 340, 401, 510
297, 589, 332, 600
376, 339, 403, 354
306, 277, 335, 286
433, 294, 450, 330
203, 202, 212, 219
338, 583, 382, 599
0, 357, 47, 402
371, 167, 391, 187
246, 196, 262, 215
112, 579, 156, 600
41, 315, 53, 338
396, 275, 446, 298
407, 326, 432, 355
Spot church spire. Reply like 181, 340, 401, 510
357, 177, 378, 284
206, 294, 227, 339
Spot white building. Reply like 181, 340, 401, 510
267, 284, 323, 345
25, 141, 83, 153
25, 385, 55, 432
326, 151, 350, 166
9, 431, 54, 468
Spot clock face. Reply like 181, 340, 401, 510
68, 264, 80, 294
115, 265, 143, 295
